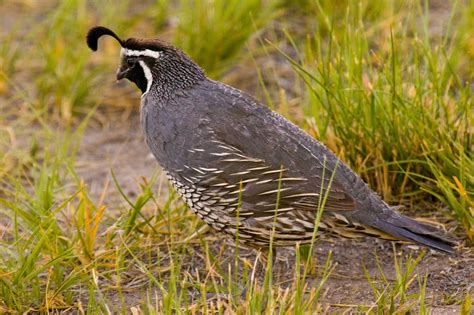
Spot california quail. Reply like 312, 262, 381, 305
87, 26, 454, 253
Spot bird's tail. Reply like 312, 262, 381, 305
373, 214, 455, 253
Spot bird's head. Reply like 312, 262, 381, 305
86, 26, 205, 97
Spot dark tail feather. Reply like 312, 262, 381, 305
374, 214, 456, 254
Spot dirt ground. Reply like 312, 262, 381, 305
77, 109, 473, 313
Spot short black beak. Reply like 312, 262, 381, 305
116, 66, 129, 80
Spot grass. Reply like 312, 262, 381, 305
279, 0, 473, 240
0, 0, 472, 313
363, 248, 426, 313
173, 0, 278, 78
32, 0, 98, 120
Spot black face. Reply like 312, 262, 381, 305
116, 57, 148, 93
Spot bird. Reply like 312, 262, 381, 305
86, 26, 455, 254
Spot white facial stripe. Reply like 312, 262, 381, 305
121, 48, 161, 59
138, 60, 153, 97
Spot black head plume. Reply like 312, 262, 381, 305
87, 26, 123, 51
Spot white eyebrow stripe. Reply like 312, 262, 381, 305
138, 60, 153, 97
121, 48, 161, 59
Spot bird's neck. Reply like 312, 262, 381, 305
151, 58, 206, 99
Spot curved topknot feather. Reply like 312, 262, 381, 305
86, 26, 123, 51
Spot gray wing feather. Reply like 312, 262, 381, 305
170, 81, 357, 216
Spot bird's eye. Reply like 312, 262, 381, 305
126, 58, 136, 67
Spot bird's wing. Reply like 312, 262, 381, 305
177, 137, 355, 215
172, 81, 357, 216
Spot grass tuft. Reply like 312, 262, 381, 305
173, 0, 279, 78
363, 248, 425, 313
278, 1, 472, 236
